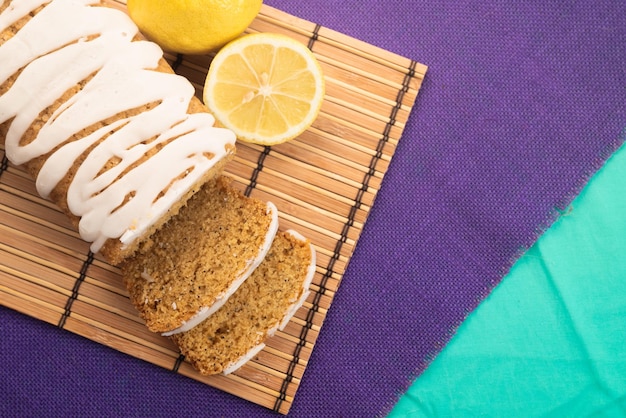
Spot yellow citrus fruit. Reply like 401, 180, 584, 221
203, 33, 325, 145
127, 0, 262, 55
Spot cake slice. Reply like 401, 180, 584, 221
0, 0, 236, 265
170, 229, 316, 375
122, 176, 279, 335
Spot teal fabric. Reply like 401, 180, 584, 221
389, 142, 626, 417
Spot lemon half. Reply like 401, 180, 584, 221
127, 0, 262, 55
203, 33, 325, 145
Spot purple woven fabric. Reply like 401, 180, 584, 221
1, 0, 625, 417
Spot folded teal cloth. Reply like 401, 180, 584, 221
389, 141, 626, 417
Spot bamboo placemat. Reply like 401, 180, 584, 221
0, 1, 426, 414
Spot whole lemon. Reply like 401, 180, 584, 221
127, 0, 263, 55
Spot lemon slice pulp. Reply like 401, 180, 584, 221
203, 33, 325, 145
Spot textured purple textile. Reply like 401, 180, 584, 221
1, 1, 625, 417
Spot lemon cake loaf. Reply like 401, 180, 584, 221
0, 0, 236, 265
122, 176, 280, 335
170, 229, 316, 375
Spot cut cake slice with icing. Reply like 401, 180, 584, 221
170, 229, 316, 375
121, 176, 279, 335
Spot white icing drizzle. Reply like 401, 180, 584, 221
0, 0, 236, 253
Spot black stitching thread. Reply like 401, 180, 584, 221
172, 353, 186, 373
171, 53, 184, 72
273, 59, 417, 413
58, 251, 94, 329
307, 24, 321, 51
273, 25, 323, 413
244, 145, 271, 197
272, 52, 418, 417
0, 154, 8, 180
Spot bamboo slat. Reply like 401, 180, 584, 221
0, 1, 426, 414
